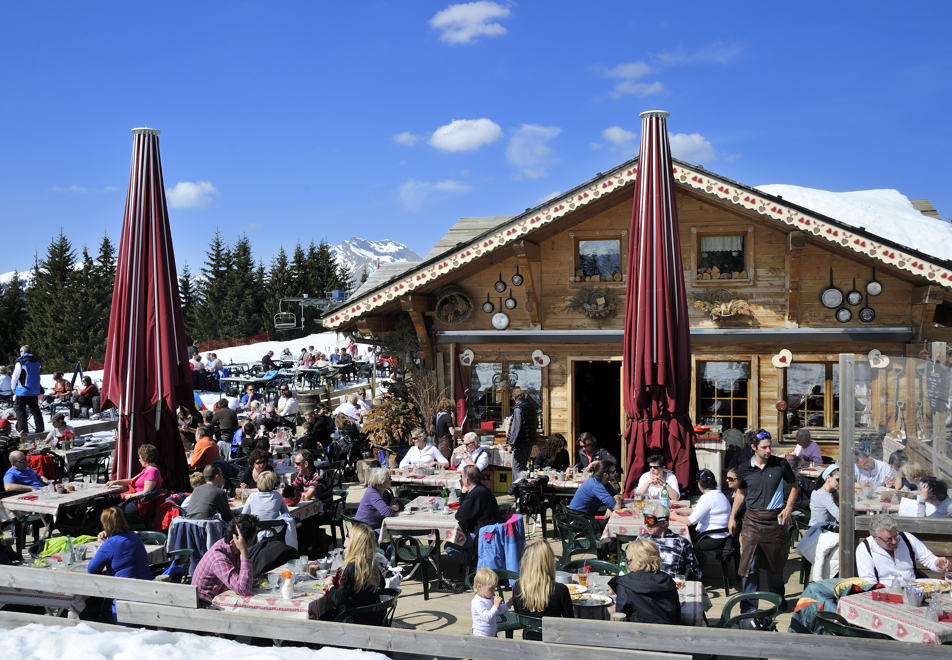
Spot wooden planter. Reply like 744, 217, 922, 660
435, 285, 473, 324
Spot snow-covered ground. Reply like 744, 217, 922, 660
755, 185, 952, 261
0, 622, 387, 660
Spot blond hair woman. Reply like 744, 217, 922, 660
512, 540, 574, 639
324, 523, 386, 623
240, 469, 289, 521
609, 539, 680, 624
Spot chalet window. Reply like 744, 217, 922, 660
697, 235, 747, 282
785, 362, 872, 431
697, 362, 750, 432
577, 239, 622, 282
468, 361, 544, 433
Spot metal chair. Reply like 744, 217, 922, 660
68, 452, 112, 483
560, 558, 623, 575
333, 587, 401, 626
815, 610, 893, 639
389, 529, 440, 600
692, 528, 736, 596
717, 591, 783, 630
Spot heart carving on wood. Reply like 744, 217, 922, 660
458, 349, 474, 367
771, 349, 793, 369
531, 349, 550, 367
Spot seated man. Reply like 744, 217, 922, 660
190, 427, 221, 471
451, 432, 489, 472
400, 429, 448, 468
569, 460, 624, 515
637, 501, 702, 581
446, 465, 503, 567
332, 394, 361, 421
856, 513, 949, 587
44, 412, 76, 448
3, 451, 50, 492
574, 432, 616, 470
292, 449, 333, 508
257, 405, 282, 437
186, 465, 234, 521
191, 514, 257, 602
241, 385, 263, 410
854, 449, 892, 488
634, 454, 681, 500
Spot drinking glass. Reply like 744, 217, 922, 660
577, 572, 588, 588
268, 572, 280, 592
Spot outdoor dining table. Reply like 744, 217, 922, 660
219, 375, 274, 389
211, 570, 332, 620
0, 483, 123, 519
379, 497, 467, 546
391, 470, 462, 491
599, 508, 692, 542
484, 445, 513, 468
836, 590, 952, 644
228, 496, 324, 521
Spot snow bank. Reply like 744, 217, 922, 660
0, 622, 388, 660
755, 185, 952, 262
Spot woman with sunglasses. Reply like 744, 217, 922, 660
237, 448, 273, 494
856, 513, 949, 587
809, 464, 840, 526
532, 433, 569, 472
724, 467, 745, 535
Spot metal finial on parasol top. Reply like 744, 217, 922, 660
131, 127, 161, 135
639, 110, 670, 119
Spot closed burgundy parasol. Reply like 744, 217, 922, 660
622, 111, 697, 494
101, 128, 192, 488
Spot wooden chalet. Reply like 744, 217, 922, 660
322, 157, 952, 471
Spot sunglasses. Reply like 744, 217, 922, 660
726, 476, 737, 482
649, 465, 663, 471
254, 461, 267, 466
294, 461, 305, 466
644, 515, 669, 526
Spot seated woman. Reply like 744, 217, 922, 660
809, 465, 840, 526
73, 376, 99, 414
177, 406, 199, 452
920, 477, 952, 518
242, 471, 289, 520
856, 513, 950, 586
323, 523, 386, 623
634, 453, 680, 500
669, 469, 731, 549
355, 467, 402, 531
512, 540, 574, 640
238, 448, 273, 493
609, 538, 680, 624
87, 507, 153, 623
532, 433, 569, 472
51, 371, 72, 402
104, 444, 161, 517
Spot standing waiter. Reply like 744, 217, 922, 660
507, 387, 537, 476
12, 345, 44, 434
728, 430, 796, 612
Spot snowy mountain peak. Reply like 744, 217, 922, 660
332, 237, 421, 284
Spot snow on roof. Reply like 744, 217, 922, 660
756, 185, 952, 266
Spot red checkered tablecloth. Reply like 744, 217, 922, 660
391, 471, 462, 490
485, 446, 513, 468
228, 497, 323, 521
600, 510, 691, 542
212, 581, 330, 620
837, 591, 952, 644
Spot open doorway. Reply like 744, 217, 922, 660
573, 360, 623, 465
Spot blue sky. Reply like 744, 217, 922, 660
1, 1, 950, 279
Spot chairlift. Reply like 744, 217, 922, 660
274, 299, 303, 330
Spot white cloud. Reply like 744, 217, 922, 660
429, 1, 511, 45
429, 118, 503, 152
654, 41, 742, 66
611, 80, 665, 98
536, 191, 561, 203
52, 185, 119, 194
392, 131, 422, 146
722, 153, 742, 163
602, 61, 653, 80
506, 124, 561, 179
589, 142, 604, 150
165, 181, 219, 209
399, 179, 471, 212
602, 126, 638, 147
669, 133, 716, 163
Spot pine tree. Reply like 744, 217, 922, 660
23, 231, 78, 372
178, 261, 197, 342
85, 234, 116, 362
261, 247, 297, 341
193, 229, 233, 341
0, 271, 27, 365
220, 235, 263, 339
359, 266, 370, 284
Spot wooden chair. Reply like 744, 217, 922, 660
333, 587, 401, 626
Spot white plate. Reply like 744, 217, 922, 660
566, 584, 588, 595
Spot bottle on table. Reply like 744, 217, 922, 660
660, 482, 670, 509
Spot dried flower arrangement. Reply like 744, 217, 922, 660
563, 286, 618, 320
692, 288, 752, 322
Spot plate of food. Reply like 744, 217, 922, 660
565, 584, 588, 595
910, 578, 951, 594
571, 593, 613, 606
30, 559, 50, 568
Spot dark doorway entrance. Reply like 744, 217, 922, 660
574, 360, 623, 465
